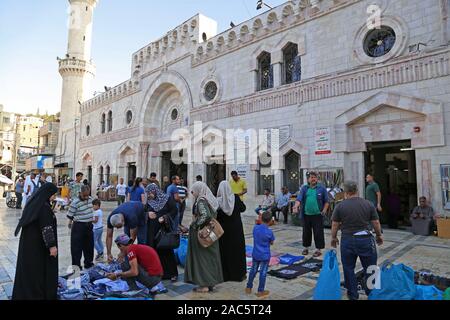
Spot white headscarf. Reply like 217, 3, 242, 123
191, 181, 219, 212
217, 180, 235, 216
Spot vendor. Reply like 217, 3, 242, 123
106, 234, 163, 291
106, 201, 147, 263
410, 197, 441, 232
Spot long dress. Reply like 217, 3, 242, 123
147, 197, 179, 280
184, 198, 224, 287
12, 203, 58, 300
217, 195, 247, 282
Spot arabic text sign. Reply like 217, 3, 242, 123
315, 127, 331, 155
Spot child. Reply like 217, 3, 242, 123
92, 199, 104, 261
246, 211, 275, 298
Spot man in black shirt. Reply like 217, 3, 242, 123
331, 181, 383, 300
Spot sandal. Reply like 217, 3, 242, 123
302, 249, 309, 255
313, 251, 322, 258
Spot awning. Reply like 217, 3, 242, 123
0, 175, 14, 185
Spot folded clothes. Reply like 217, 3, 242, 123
268, 258, 323, 280
94, 278, 129, 292
96, 261, 122, 273
65, 271, 90, 289
279, 254, 305, 265
58, 288, 84, 300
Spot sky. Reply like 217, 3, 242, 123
0, 0, 287, 115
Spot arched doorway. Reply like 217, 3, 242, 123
139, 71, 193, 186
284, 151, 301, 193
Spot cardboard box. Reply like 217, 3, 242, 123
437, 218, 450, 239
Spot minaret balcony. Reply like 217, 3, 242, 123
58, 58, 96, 76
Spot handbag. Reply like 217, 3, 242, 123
155, 216, 180, 250
197, 218, 224, 248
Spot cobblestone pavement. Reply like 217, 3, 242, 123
1, 198, 450, 300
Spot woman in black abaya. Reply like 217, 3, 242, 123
146, 183, 179, 282
216, 180, 247, 282
12, 182, 59, 300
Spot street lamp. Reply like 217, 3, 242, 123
257, 0, 273, 10
73, 117, 80, 176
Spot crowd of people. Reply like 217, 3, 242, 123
9, 168, 444, 301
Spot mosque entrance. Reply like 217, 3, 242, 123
127, 162, 136, 182
364, 140, 417, 229
284, 151, 301, 194
161, 151, 188, 182
207, 160, 226, 196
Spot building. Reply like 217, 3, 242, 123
54, 0, 97, 180
0, 104, 17, 177
60, 0, 450, 221
15, 116, 44, 172
39, 118, 60, 155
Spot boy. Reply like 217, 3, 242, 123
246, 211, 275, 298
92, 199, 104, 261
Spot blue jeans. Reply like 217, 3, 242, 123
124, 224, 148, 245
93, 227, 104, 255
246, 259, 269, 293
340, 236, 378, 300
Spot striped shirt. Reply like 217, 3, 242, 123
177, 186, 188, 200
67, 197, 94, 223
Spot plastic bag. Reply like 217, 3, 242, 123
444, 288, 450, 300
415, 285, 443, 300
369, 263, 416, 300
175, 237, 188, 267
313, 250, 341, 300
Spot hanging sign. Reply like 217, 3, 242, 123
315, 127, 331, 155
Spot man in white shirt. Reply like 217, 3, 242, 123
255, 188, 275, 215
116, 178, 127, 205
24, 172, 39, 204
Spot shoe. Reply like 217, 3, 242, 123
302, 249, 309, 255
245, 288, 252, 294
95, 254, 104, 261
255, 290, 270, 298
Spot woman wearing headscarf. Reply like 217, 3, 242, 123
184, 182, 223, 293
216, 180, 247, 282
12, 183, 59, 300
146, 183, 179, 282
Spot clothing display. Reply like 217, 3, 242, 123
268, 258, 323, 280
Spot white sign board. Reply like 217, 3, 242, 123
315, 127, 331, 155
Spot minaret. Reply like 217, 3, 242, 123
55, 0, 97, 173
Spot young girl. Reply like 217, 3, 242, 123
92, 199, 104, 261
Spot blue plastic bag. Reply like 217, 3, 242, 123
176, 237, 188, 267
313, 250, 341, 300
369, 263, 416, 300
414, 285, 443, 300
279, 254, 304, 265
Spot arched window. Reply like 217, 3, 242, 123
126, 110, 133, 124
105, 165, 110, 185
107, 111, 112, 132
283, 43, 301, 84
99, 166, 104, 184
257, 51, 273, 91
101, 113, 106, 134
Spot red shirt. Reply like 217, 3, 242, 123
127, 244, 163, 276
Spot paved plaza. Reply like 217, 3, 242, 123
1, 198, 450, 300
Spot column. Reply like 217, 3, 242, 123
272, 62, 282, 87
138, 142, 150, 178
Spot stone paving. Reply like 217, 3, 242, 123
1, 198, 450, 300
